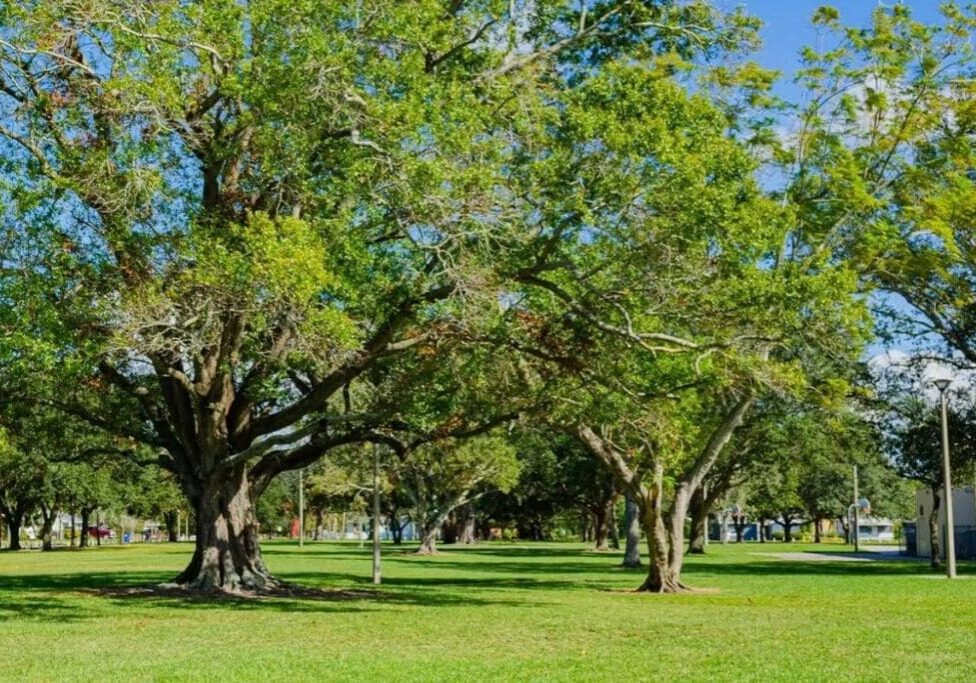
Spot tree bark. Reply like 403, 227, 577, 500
80, 508, 91, 548
164, 510, 179, 543
781, 515, 794, 543
758, 516, 767, 543
457, 506, 476, 544
929, 491, 943, 570
592, 501, 611, 551
635, 462, 688, 593
441, 514, 458, 545
417, 522, 439, 555
7, 517, 22, 551
388, 514, 404, 544
173, 467, 274, 591
609, 497, 620, 550
814, 517, 822, 543
732, 516, 746, 543
622, 495, 641, 567
40, 505, 57, 551
687, 488, 707, 555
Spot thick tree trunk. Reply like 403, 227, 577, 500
417, 523, 439, 555
7, 517, 22, 551
70, 512, 77, 548
782, 516, 794, 543
388, 515, 403, 544
592, 502, 611, 551
758, 517, 767, 543
579, 510, 591, 542
163, 511, 179, 543
622, 496, 642, 567
635, 464, 689, 593
733, 518, 746, 543
40, 506, 57, 551
173, 468, 274, 592
314, 511, 324, 540
929, 492, 943, 570
80, 508, 91, 548
687, 488, 707, 555
814, 517, 822, 543
457, 508, 476, 544
441, 515, 458, 545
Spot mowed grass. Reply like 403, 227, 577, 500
0, 540, 974, 682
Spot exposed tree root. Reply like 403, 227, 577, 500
635, 575, 693, 593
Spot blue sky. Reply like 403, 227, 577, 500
741, 1, 946, 94
737, 2, 947, 359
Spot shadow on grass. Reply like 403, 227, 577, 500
0, 542, 957, 623
0, 567, 551, 622
682, 558, 957, 578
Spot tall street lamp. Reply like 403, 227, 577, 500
933, 377, 957, 579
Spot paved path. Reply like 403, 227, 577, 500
752, 547, 923, 563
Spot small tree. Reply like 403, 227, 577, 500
400, 436, 521, 555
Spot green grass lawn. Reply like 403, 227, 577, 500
0, 540, 973, 682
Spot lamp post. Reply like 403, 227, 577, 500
933, 377, 957, 579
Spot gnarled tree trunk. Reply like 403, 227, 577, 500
417, 522, 440, 555
173, 468, 274, 592
635, 462, 688, 593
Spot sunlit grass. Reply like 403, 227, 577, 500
0, 540, 972, 681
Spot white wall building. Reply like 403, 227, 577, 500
913, 486, 976, 558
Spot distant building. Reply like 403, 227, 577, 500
909, 486, 976, 559
852, 517, 895, 542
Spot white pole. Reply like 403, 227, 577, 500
940, 388, 957, 578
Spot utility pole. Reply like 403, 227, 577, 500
298, 468, 305, 548
372, 444, 382, 584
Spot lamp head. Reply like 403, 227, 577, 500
932, 377, 953, 393
857, 498, 871, 514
